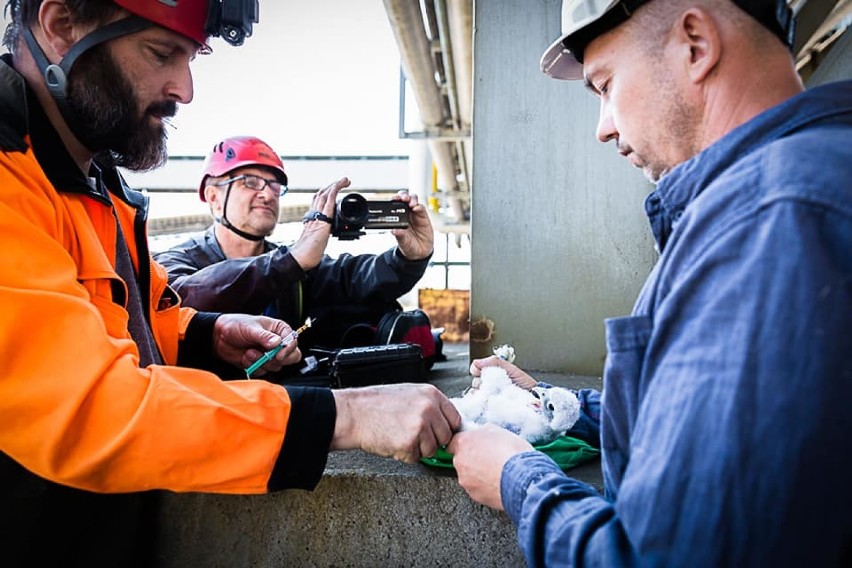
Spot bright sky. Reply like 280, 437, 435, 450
1, 1, 412, 158
171, 0, 411, 157
169, 0, 411, 157
0, 3, 468, 292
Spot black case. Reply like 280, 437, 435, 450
331, 343, 426, 388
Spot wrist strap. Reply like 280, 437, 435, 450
303, 210, 333, 224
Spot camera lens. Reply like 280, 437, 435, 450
337, 194, 368, 225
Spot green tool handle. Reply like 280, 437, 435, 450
244, 331, 297, 378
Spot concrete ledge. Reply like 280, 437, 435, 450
154, 452, 603, 567
153, 346, 604, 567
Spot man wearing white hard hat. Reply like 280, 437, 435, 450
449, 0, 852, 565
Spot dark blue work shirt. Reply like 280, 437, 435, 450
501, 80, 852, 566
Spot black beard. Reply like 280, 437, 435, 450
65, 44, 177, 172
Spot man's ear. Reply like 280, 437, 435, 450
204, 184, 219, 206
38, 0, 77, 60
676, 8, 721, 84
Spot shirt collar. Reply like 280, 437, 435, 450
645, 79, 852, 252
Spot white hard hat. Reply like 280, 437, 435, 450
539, 0, 644, 81
540, 0, 795, 81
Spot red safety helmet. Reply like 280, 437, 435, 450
198, 136, 288, 201
114, 0, 211, 51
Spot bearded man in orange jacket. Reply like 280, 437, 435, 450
0, 1, 460, 564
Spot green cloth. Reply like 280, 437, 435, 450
420, 435, 600, 471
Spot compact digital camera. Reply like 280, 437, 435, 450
206, 0, 259, 46
332, 193, 411, 240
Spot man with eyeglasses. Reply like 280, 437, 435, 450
155, 135, 436, 382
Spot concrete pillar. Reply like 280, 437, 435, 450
469, 0, 656, 375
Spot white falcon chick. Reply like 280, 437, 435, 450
452, 366, 580, 445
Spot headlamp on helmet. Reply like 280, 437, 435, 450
114, 0, 259, 50
206, 0, 259, 47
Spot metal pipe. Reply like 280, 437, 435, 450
383, 0, 464, 216
447, 0, 473, 193
447, 0, 473, 127
434, 0, 471, 196
382, 0, 444, 126
434, 0, 462, 132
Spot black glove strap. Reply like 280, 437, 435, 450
303, 210, 333, 224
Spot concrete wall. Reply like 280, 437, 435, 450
469, 0, 656, 375
153, 450, 604, 567
152, 362, 605, 567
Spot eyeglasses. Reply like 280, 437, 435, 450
215, 174, 288, 197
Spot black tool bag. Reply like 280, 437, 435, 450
283, 343, 427, 388
331, 343, 426, 388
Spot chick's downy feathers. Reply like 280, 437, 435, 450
452, 366, 580, 445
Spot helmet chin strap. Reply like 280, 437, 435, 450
215, 182, 267, 242
23, 16, 152, 147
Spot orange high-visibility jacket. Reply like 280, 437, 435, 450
0, 58, 334, 495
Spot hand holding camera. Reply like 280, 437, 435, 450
387, 190, 434, 262
291, 179, 433, 271
289, 177, 350, 271
331, 193, 410, 240
333, 189, 433, 261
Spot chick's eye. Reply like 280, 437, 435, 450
531, 390, 541, 399
547, 403, 555, 411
